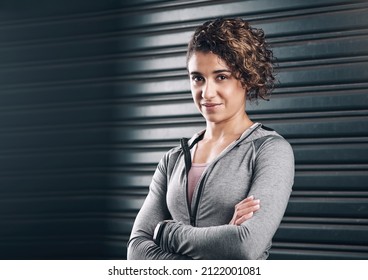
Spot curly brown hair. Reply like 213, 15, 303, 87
187, 18, 276, 101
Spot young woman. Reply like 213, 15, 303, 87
127, 17, 294, 260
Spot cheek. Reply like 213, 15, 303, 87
191, 87, 201, 101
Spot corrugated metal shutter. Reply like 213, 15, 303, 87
0, 0, 367, 259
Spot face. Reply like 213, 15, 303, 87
188, 51, 247, 124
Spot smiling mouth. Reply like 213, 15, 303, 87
202, 103, 222, 107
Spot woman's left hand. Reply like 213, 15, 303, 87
229, 195, 260, 225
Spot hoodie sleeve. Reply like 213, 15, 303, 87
127, 152, 192, 260
158, 136, 294, 259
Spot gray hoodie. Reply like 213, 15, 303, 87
127, 123, 295, 260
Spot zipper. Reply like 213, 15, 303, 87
191, 176, 206, 226
180, 123, 261, 227
180, 138, 194, 225
180, 135, 204, 226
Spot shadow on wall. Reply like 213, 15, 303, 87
0, 0, 132, 259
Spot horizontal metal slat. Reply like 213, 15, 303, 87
269, 247, 368, 260
0, 36, 126, 65
0, 219, 109, 236
0, 106, 115, 128
0, 172, 143, 195
286, 198, 368, 218
292, 143, 368, 164
275, 223, 368, 245
278, 61, 368, 87
0, 196, 143, 216
274, 35, 368, 62
294, 170, 368, 191
0, 240, 104, 259
0, 83, 117, 108
0, 151, 112, 172
249, 90, 368, 114
0, 127, 116, 149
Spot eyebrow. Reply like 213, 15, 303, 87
190, 69, 232, 75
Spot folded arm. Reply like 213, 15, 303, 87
157, 137, 294, 259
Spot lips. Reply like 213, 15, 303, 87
201, 102, 222, 107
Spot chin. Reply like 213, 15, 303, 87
203, 115, 224, 124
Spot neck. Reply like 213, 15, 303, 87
204, 114, 254, 140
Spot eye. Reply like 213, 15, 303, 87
191, 75, 204, 82
217, 74, 228, 81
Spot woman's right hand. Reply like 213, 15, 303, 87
229, 195, 260, 225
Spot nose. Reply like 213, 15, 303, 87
201, 80, 216, 100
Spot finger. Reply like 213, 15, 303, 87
235, 198, 257, 210
233, 201, 260, 218
230, 202, 260, 225
229, 217, 236, 225
235, 205, 260, 219
242, 199, 260, 208
235, 212, 254, 225
235, 195, 254, 207
236, 203, 260, 216
234, 199, 260, 212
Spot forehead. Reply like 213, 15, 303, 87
187, 51, 229, 72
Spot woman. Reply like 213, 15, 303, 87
127, 17, 294, 260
